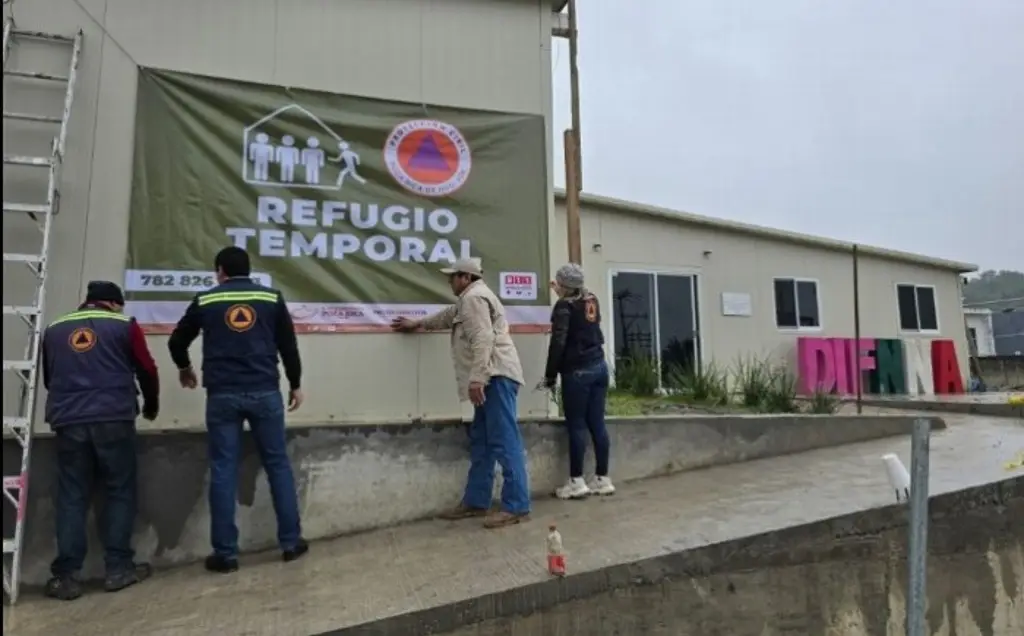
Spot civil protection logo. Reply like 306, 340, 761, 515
68, 327, 96, 353
383, 119, 472, 197
225, 304, 257, 333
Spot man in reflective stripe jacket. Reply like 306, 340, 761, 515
167, 247, 307, 574
40, 281, 159, 601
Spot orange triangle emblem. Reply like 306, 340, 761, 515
69, 327, 97, 353
225, 304, 256, 332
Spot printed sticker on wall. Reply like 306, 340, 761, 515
499, 272, 538, 301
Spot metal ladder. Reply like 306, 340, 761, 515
2, 20, 83, 605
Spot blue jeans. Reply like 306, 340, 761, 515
561, 360, 611, 478
52, 421, 137, 577
205, 390, 301, 558
462, 376, 531, 515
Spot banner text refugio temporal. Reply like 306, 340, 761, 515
224, 196, 473, 263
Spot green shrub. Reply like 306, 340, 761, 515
761, 364, 799, 413
808, 387, 840, 414
733, 354, 773, 408
662, 362, 687, 393
664, 362, 730, 406
615, 353, 660, 397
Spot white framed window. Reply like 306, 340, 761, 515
896, 283, 939, 332
773, 277, 821, 330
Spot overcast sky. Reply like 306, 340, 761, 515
551, 0, 1023, 272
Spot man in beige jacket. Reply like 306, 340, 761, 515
391, 257, 530, 529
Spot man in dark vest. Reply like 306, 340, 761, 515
41, 280, 160, 601
167, 246, 307, 574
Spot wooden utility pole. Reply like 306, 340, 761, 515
554, 0, 583, 264
564, 129, 582, 264
567, 0, 582, 193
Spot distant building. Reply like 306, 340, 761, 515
963, 308, 997, 356
993, 311, 1024, 356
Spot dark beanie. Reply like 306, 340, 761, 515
85, 280, 125, 305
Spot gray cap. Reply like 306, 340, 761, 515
439, 257, 483, 277
555, 263, 585, 290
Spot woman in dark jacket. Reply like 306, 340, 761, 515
541, 264, 614, 500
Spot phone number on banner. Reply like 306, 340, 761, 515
124, 270, 272, 294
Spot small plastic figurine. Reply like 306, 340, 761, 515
547, 524, 566, 577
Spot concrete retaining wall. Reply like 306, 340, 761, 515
978, 356, 1024, 391
858, 397, 1023, 419
3, 414, 943, 587
335, 477, 1023, 636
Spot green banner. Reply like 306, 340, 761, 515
124, 68, 549, 332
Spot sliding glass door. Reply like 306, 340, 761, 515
610, 272, 656, 360
610, 270, 701, 384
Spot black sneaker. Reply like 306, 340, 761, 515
204, 554, 239, 574
45, 574, 83, 601
105, 562, 152, 592
282, 539, 309, 563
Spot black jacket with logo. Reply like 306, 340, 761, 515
167, 278, 302, 395
543, 292, 606, 384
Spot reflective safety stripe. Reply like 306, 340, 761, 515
197, 291, 278, 306
50, 310, 131, 326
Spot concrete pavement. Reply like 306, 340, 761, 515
3, 414, 1021, 635
2, 413, 942, 586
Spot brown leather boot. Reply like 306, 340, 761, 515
437, 504, 489, 520
483, 510, 530, 529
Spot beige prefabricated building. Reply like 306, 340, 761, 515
4, 0, 974, 436
4, 0, 565, 432
552, 192, 975, 390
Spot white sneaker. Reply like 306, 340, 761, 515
588, 475, 616, 496
554, 477, 591, 500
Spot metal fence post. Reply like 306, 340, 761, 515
906, 418, 931, 636
852, 244, 863, 413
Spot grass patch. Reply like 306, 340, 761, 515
551, 352, 830, 417
605, 389, 735, 416
606, 390, 653, 416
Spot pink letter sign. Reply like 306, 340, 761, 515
799, 337, 877, 395
798, 337, 834, 394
